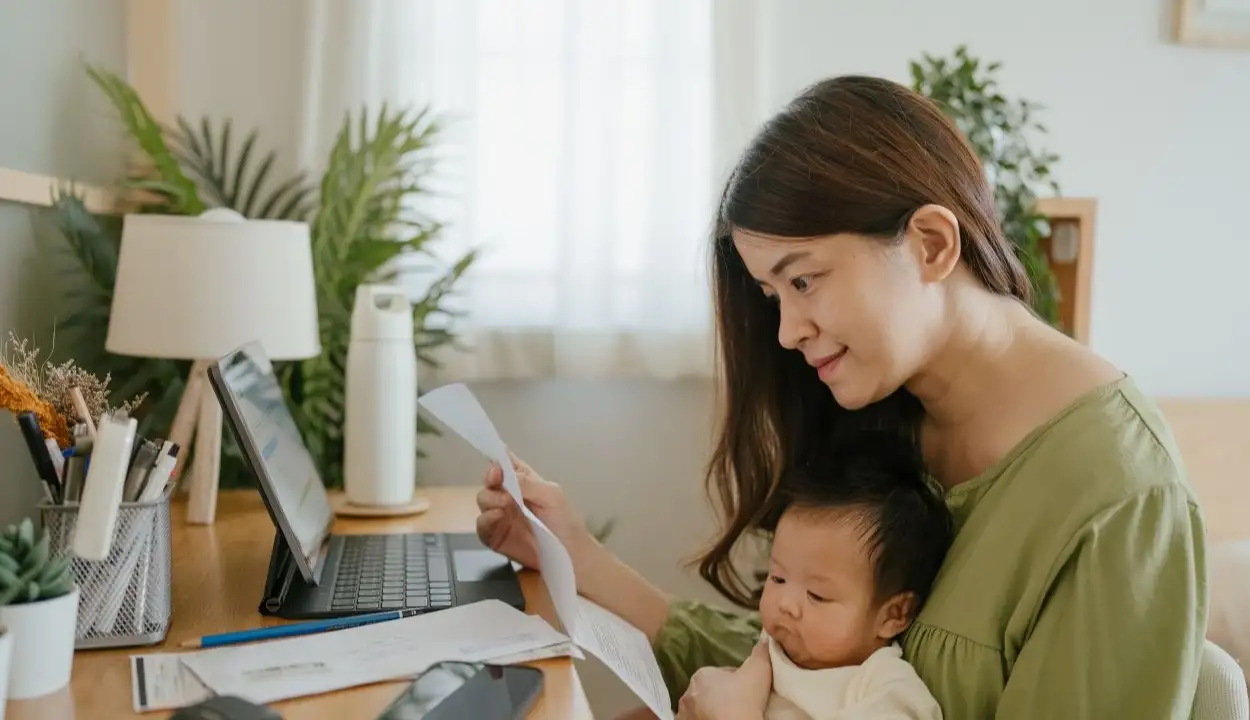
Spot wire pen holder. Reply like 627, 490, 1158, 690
38, 490, 173, 649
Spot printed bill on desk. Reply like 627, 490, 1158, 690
171, 600, 570, 705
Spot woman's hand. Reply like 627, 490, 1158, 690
677, 640, 773, 720
474, 452, 594, 571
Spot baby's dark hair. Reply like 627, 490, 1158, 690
776, 430, 953, 614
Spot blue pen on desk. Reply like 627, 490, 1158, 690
179, 608, 427, 649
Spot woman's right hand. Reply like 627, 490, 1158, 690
474, 452, 594, 571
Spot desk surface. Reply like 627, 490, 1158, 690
8, 488, 592, 720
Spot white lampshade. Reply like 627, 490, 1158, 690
106, 209, 321, 361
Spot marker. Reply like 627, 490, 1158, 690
179, 608, 427, 649
17, 412, 61, 502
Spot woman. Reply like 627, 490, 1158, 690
475, 75, 1207, 719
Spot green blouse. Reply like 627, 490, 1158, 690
654, 377, 1208, 718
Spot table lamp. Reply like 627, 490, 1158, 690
106, 209, 320, 524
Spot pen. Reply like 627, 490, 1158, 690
45, 437, 64, 479
138, 444, 179, 502
124, 438, 159, 502
17, 411, 61, 502
179, 608, 427, 649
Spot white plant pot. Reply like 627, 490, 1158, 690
0, 586, 79, 700
0, 624, 11, 720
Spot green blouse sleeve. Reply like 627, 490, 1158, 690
653, 598, 763, 709
995, 485, 1207, 719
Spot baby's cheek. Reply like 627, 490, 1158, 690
758, 595, 782, 636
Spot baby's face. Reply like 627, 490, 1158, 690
759, 508, 897, 670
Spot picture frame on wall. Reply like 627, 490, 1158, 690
1174, 0, 1250, 49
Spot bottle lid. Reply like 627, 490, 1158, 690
350, 284, 414, 341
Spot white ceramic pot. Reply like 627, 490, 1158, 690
0, 586, 79, 700
0, 623, 11, 720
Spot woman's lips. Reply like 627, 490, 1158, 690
811, 348, 847, 380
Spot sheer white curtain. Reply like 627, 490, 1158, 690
299, 0, 717, 381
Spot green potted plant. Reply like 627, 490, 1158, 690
0, 518, 77, 700
909, 45, 1064, 329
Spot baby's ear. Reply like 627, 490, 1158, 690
876, 592, 918, 640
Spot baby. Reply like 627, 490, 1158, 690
758, 431, 953, 720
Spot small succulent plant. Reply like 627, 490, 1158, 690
0, 518, 74, 605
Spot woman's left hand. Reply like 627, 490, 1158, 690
676, 639, 773, 720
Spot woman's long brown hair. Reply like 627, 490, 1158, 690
698, 75, 1032, 608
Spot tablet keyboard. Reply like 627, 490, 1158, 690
330, 534, 454, 612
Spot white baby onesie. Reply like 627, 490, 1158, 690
764, 633, 943, 720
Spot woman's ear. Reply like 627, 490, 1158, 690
904, 204, 961, 283
875, 591, 918, 640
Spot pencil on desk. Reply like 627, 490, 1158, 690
180, 608, 426, 649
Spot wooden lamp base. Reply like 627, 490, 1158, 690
167, 360, 222, 525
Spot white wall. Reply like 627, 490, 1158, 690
720, 0, 1250, 397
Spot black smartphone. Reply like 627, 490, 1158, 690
377, 661, 544, 719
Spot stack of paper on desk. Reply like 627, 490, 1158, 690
132, 599, 573, 712
419, 384, 675, 720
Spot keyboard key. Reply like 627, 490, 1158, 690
407, 597, 430, 609
432, 598, 452, 608
382, 599, 404, 609
429, 565, 449, 583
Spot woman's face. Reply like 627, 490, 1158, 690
732, 224, 946, 409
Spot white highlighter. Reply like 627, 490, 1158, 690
72, 414, 137, 561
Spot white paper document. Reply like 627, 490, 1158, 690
178, 599, 568, 705
130, 652, 212, 712
488, 639, 582, 665
576, 596, 676, 720
418, 383, 675, 718
418, 383, 581, 638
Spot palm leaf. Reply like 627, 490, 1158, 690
291, 104, 466, 486
48, 189, 120, 294
165, 117, 316, 220
84, 65, 204, 216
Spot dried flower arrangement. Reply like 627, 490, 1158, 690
0, 331, 146, 447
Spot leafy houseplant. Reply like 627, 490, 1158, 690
51, 65, 476, 488
909, 46, 1063, 329
0, 518, 79, 699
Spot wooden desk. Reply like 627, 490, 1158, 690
7, 488, 592, 720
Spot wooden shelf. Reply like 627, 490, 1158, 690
1035, 197, 1096, 344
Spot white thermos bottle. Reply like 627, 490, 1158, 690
344, 284, 417, 506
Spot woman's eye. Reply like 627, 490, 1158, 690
769, 574, 785, 585
790, 275, 813, 293
807, 591, 829, 603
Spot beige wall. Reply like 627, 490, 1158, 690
0, 0, 127, 527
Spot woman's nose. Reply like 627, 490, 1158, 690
776, 300, 814, 351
